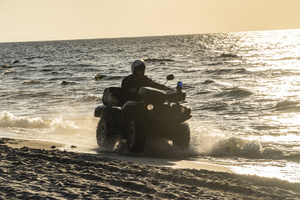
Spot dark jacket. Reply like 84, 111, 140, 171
121, 74, 168, 102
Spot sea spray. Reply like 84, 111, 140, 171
49, 116, 78, 131
188, 121, 230, 155
208, 137, 285, 159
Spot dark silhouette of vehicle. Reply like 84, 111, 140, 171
94, 75, 192, 153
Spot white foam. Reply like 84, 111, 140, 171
49, 116, 78, 130
0, 111, 46, 128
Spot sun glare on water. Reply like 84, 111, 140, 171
242, 30, 300, 129
231, 161, 300, 183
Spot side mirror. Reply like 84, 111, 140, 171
166, 74, 174, 81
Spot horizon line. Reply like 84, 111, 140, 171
1, 28, 299, 44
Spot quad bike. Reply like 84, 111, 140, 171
94, 75, 192, 153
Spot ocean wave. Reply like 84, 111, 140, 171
274, 100, 300, 112
0, 111, 78, 131
206, 61, 224, 66
218, 53, 239, 58
43, 64, 63, 68
276, 56, 300, 61
214, 88, 253, 98
14, 91, 53, 99
143, 57, 175, 63
209, 137, 285, 159
21, 80, 41, 84
198, 102, 229, 111
1, 64, 13, 68
0, 111, 47, 128
49, 116, 78, 131
25, 56, 44, 61
275, 100, 299, 108
286, 153, 300, 161
41, 68, 54, 72
203, 68, 248, 75
1, 60, 26, 68
182, 67, 203, 73
202, 80, 215, 85
61, 81, 76, 85
94, 74, 123, 81
80, 95, 101, 102
195, 91, 211, 95
2, 70, 17, 75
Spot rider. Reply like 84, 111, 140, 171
121, 59, 169, 103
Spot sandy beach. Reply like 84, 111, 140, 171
1, 137, 299, 199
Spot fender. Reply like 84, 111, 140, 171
94, 105, 122, 118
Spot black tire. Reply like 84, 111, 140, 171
173, 122, 190, 149
126, 120, 146, 153
96, 116, 117, 149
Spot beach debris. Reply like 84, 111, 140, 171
71, 145, 77, 148
51, 145, 56, 149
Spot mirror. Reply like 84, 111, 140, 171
166, 74, 174, 81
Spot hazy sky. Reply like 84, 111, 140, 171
1, 0, 299, 42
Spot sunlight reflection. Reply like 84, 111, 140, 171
231, 162, 300, 183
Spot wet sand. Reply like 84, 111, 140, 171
1, 138, 299, 199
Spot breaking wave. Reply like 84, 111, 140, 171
0, 111, 78, 130
208, 137, 285, 159
0, 111, 46, 129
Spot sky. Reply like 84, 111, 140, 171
0, 0, 300, 42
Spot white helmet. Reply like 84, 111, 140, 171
131, 59, 146, 73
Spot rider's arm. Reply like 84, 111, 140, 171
145, 76, 170, 90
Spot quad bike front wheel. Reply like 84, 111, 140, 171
127, 120, 146, 153
96, 116, 117, 149
173, 122, 190, 149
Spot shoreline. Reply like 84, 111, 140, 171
1, 137, 300, 199
3, 137, 232, 173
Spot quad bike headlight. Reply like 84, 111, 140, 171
181, 105, 190, 114
147, 104, 154, 111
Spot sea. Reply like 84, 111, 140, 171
1, 29, 300, 183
